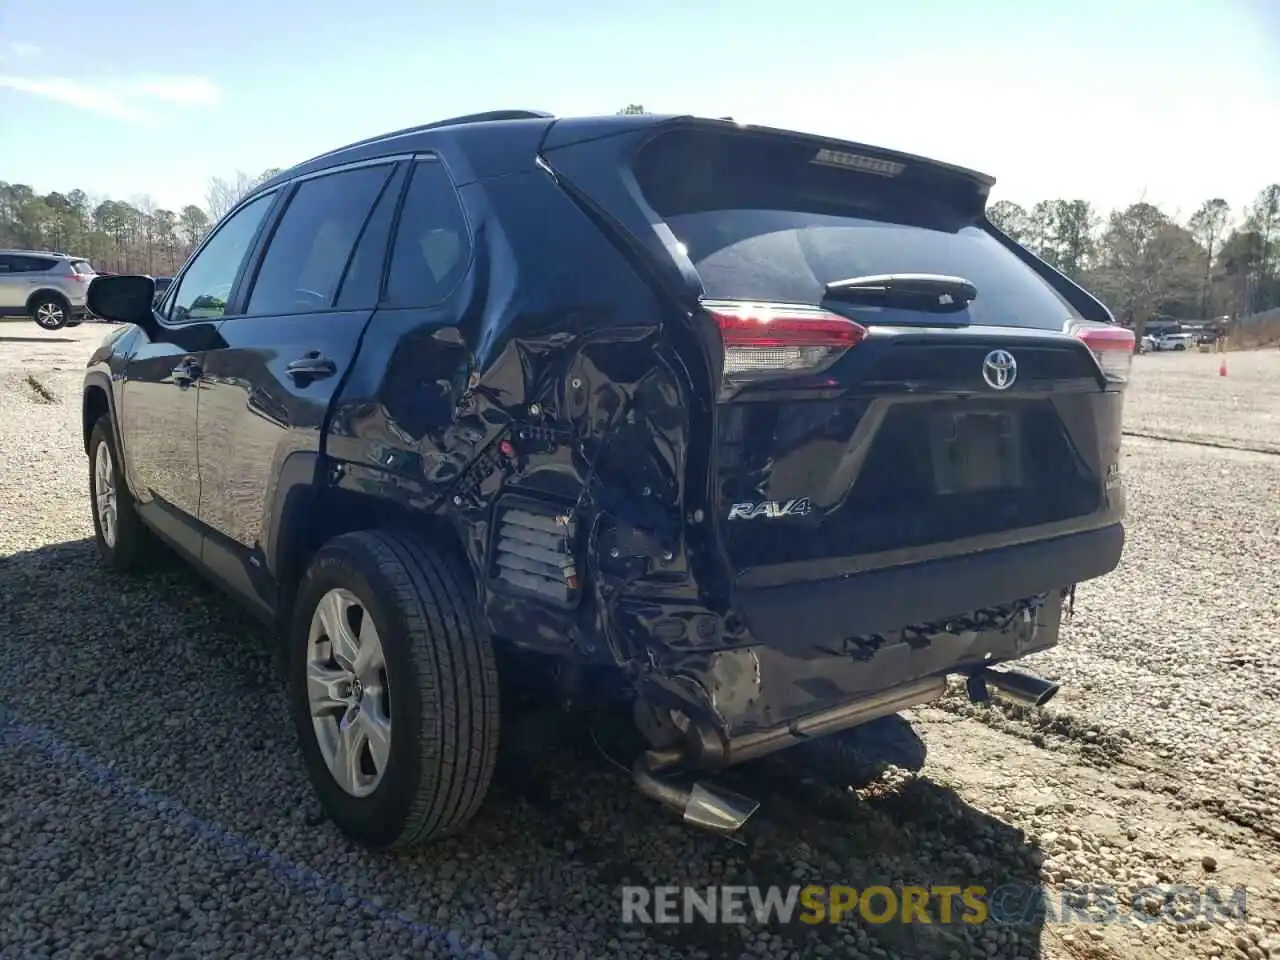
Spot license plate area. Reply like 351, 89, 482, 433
930, 409, 1023, 494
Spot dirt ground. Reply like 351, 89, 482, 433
1, 321, 1277, 960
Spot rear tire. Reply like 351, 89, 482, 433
289, 530, 500, 850
88, 414, 161, 573
30, 295, 70, 330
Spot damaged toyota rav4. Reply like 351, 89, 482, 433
81, 110, 1130, 850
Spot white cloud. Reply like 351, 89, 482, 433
0, 72, 221, 121
130, 75, 221, 107
8, 42, 43, 58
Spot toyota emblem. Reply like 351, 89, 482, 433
982, 349, 1017, 390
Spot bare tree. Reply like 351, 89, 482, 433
178, 205, 210, 247
132, 194, 158, 274
1189, 198, 1232, 316
1048, 200, 1098, 279
205, 171, 257, 221
1026, 201, 1056, 263
1089, 202, 1202, 338
1246, 184, 1280, 311
987, 200, 1031, 244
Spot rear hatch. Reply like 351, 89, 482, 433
541, 119, 1130, 587
67, 259, 97, 300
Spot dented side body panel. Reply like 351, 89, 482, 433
322, 142, 722, 675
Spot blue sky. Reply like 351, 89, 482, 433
1, 0, 1276, 220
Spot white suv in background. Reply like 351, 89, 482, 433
0, 250, 97, 330
1155, 331, 1195, 351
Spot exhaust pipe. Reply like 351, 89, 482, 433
685, 675, 947, 770
967, 667, 1060, 707
632, 753, 761, 835
630, 676, 945, 832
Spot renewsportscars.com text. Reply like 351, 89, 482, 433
621, 884, 1249, 926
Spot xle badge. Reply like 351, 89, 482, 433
726, 498, 814, 521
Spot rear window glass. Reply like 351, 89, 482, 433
70, 260, 96, 274
383, 159, 471, 307
633, 129, 1080, 329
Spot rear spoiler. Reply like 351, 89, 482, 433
542, 114, 996, 193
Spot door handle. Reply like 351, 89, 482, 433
285, 352, 337, 381
171, 357, 201, 384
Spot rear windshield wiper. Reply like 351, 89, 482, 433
824, 273, 978, 312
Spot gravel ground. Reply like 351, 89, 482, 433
1, 321, 1278, 960
1123, 348, 1280, 453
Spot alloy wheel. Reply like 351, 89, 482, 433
94, 441, 118, 549
35, 302, 66, 329
306, 588, 392, 798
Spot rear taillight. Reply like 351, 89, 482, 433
1071, 324, 1135, 385
703, 300, 867, 386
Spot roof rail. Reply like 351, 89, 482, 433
299, 109, 555, 167
414, 109, 554, 131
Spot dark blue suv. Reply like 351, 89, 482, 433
81, 110, 1131, 851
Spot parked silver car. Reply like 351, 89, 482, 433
0, 250, 97, 329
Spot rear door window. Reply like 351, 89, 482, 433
246, 163, 394, 316
633, 129, 1080, 329
11, 256, 57, 273
334, 164, 408, 310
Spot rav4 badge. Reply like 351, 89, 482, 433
727, 498, 814, 521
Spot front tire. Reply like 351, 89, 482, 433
88, 414, 160, 572
289, 530, 500, 850
30, 296, 70, 330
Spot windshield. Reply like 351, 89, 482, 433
69, 260, 96, 275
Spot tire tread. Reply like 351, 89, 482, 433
315, 530, 499, 848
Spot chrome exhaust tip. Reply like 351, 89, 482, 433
632, 755, 760, 835
968, 667, 1060, 708
683, 782, 761, 834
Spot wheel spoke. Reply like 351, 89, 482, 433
331, 707, 365, 794
306, 661, 350, 716
316, 591, 359, 668
352, 613, 384, 679
356, 705, 391, 776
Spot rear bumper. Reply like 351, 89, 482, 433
625, 525, 1121, 747
734, 522, 1124, 648
639, 587, 1069, 745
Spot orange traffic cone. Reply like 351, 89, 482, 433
1219, 358, 1228, 377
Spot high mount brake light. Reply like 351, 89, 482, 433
703, 301, 867, 385
1070, 324, 1135, 385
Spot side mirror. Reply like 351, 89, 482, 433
87, 275, 158, 333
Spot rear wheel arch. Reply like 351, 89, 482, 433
27, 288, 71, 313
82, 384, 111, 455
271, 472, 476, 634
